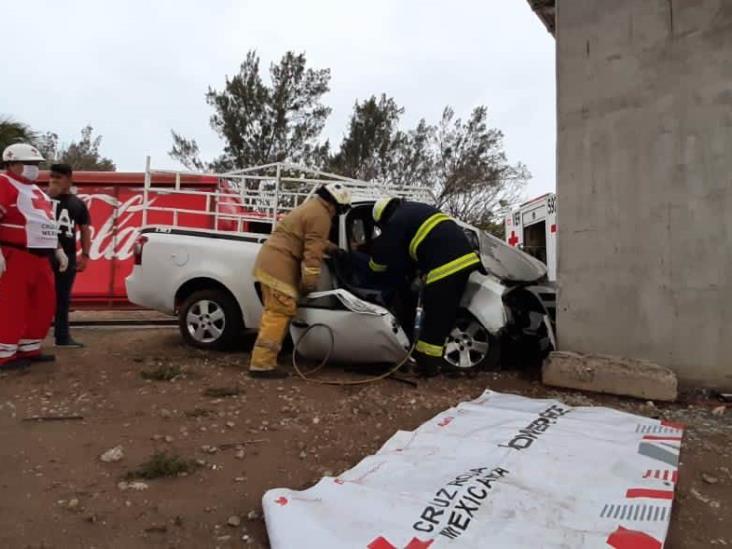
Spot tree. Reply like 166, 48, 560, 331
37, 125, 115, 171
171, 50, 331, 171
329, 94, 406, 182
0, 117, 36, 153
432, 107, 528, 230
332, 98, 528, 233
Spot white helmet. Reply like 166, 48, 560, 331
324, 182, 352, 207
373, 196, 397, 223
2, 143, 45, 163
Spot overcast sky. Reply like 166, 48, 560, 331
5, 0, 555, 198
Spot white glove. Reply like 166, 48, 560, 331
0, 248, 5, 279
55, 248, 69, 273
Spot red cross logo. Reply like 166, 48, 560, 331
606, 527, 661, 549
31, 189, 54, 220
508, 231, 519, 247
275, 496, 288, 506
368, 537, 433, 549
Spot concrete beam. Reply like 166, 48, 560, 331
543, 351, 678, 402
526, 0, 556, 35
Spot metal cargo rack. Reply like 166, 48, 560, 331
141, 158, 435, 234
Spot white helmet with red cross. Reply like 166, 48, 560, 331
2, 143, 45, 163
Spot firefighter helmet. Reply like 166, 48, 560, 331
2, 143, 45, 163
373, 196, 397, 223
323, 182, 352, 206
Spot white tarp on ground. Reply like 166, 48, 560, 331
263, 390, 684, 549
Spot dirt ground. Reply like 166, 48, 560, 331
0, 327, 729, 549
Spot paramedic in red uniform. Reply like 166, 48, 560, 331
0, 143, 68, 370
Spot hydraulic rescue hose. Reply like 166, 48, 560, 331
291, 285, 425, 386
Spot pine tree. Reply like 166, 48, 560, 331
170, 51, 331, 171
329, 94, 406, 182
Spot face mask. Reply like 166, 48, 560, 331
22, 165, 40, 181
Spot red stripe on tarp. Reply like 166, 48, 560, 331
661, 420, 685, 430
607, 526, 663, 549
626, 488, 674, 500
550, 223, 557, 233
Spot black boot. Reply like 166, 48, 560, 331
413, 352, 442, 378
29, 354, 56, 363
1, 358, 31, 371
55, 339, 84, 348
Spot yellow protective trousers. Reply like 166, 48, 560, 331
249, 285, 297, 372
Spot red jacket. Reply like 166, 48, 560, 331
0, 172, 58, 249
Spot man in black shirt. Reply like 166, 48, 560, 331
48, 164, 91, 348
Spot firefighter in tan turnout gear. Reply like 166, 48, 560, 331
249, 183, 352, 379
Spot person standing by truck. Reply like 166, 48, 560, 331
248, 183, 352, 379
0, 144, 68, 369
47, 163, 91, 348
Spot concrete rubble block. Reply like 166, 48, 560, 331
542, 351, 678, 402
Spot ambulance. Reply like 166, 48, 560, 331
505, 193, 557, 281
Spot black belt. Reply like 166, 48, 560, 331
0, 241, 54, 257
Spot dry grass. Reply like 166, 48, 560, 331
124, 451, 200, 480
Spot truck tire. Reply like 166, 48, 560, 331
443, 311, 501, 371
178, 289, 244, 350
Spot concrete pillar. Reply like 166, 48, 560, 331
556, 0, 732, 388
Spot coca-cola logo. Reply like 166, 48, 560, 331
77, 193, 155, 261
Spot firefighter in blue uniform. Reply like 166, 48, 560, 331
368, 197, 482, 376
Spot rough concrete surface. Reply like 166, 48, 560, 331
555, 0, 732, 388
543, 351, 678, 401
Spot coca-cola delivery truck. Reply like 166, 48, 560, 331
504, 193, 557, 282
37, 171, 222, 307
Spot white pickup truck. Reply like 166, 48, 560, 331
126, 163, 556, 371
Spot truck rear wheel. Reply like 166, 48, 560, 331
178, 289, 243, 350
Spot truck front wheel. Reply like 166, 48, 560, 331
178, 289, 243, 350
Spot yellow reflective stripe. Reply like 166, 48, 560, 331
369, 259, 387, 272
253, 269, 299, 298
425, 252, 481, 285
373, 198, 392, 222
408, 213, 451, 260
416, 340, 444, 357
302, 266, 321, 275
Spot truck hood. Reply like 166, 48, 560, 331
478, 230, 548, 283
